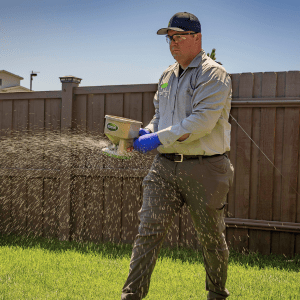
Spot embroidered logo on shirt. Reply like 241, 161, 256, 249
161, 83, 168, 89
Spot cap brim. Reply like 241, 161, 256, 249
157, 27, 185, 35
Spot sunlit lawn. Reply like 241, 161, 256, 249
0, 234, 299, 299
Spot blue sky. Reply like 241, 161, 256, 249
1, 0, 299, 91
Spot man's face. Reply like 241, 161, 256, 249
167, 29, 201, 63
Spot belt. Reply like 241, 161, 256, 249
161, 153, 226, 163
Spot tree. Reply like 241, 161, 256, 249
207, 48, 222, 65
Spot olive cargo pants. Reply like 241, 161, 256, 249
121, 153, 234, 300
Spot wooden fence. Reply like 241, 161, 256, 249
0, 71, 300, 258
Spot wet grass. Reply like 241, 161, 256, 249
0, 234, 299, 299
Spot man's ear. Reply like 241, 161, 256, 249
195, 33, 201, 41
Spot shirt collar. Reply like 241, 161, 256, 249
173, 49, 205, 77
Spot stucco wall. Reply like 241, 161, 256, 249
0, 73, 21, 89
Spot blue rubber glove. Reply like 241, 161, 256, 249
133, 132, 162, 153
139, 128, 151, 136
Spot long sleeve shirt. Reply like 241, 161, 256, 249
144, 49, 232, 156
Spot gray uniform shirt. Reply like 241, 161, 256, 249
144, 49, 232, 156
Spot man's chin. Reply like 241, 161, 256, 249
171, 52, 181, 59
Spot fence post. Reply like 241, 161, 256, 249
58, 76, 82, 241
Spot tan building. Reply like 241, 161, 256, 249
0, 70, 32, 93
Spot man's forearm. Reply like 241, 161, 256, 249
177, 133, 190, 141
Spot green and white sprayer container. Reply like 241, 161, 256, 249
102, 115, 143, 159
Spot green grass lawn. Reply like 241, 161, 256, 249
0, 234, 299, 299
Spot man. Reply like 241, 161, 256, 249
122, 12, 234, 300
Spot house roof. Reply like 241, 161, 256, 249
0, 70, 24, 80
0, 86, 32, 93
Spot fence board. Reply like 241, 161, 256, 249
271, 107, 284, 254
27, 178, 43, 237
87, 94, 105, 135
232, 72, 253, 253
28, 99, 45, 169
0, 177, 11, 234
254, 108, 275, 254
10, 177, 27, 236
277, 72, 286, 97
0, 100, 12, 136
105, 93, 123, 116
13, 99, 29, 132
43, 178, 59, 239
45, 99, 61, 131
142, 92, 156, 128
279, 108, 299, 256
103, 177, 122, 243
85, 176, 104, 243
124, 93, 143, 122
72, 95, 87, 169
73, 94, 87, 133
285, 71, 300, 256
44, 99, 61, 170
122, 177, 142, 243
70, 176, 86, 242
248, 72, 262, 254
251, 72, 276, 255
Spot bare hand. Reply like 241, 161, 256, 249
127, 146, 134, 152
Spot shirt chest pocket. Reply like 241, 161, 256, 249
184, 87, 193, 117
158, 90, 170, 115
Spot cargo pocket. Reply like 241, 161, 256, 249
205, 155, 228, 174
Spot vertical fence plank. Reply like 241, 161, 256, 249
103, 177, 122, 243
13, 99, 29, 133
70, 176, 86, 242
11, 177, 27, 236
84, 176, 104, 243
232, 73, 253, 253
73, 94, 87, 133
280, 108, 299, 257
124, 93, 143, 122
73, 94, 87, 169
122, 177, 142, 243
43, 178, 59, 239
142, 92, 156, 128
44, 99, 61, 170
87, 94, 105, 135
254, 72, 277, 255
0, 177, 11, 234
0, 100, 2, 136
286, 71, 300, 256
28, 99, 45, 169
27, 178, 43, 237
85, 94, 106, 170
2, 100, 13, 136
280, 71, 300, 257
45, 99, 61, 131
13, 100, 29, 169
271, 72, 286, 254
105, 93, 123, 117
248, 73, 262, 254
58, 152, 72, 241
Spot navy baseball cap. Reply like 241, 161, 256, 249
157, 12, 201, 35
